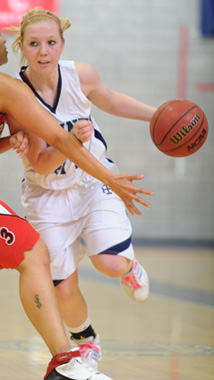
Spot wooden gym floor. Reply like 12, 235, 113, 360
0, 244, 214, 380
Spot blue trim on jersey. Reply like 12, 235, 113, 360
99, 236, 132, 254
53, 279, 64, 286
94, 129, 107, 150
19, 65, 62, 114
19, 65, 108, 150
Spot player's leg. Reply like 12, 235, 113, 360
53, 255, 101, 371
0, 202, 110, 379
90, 250, 132, 277
16, 237, 71, 356
82, 194, 149, 303
17, 238, 113, 379
37, 222, 102, 372
91, 252, 149, 303
54, 269, 88, 329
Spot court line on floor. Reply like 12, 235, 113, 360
0, 338, 213, 357
78, 265, 214, 307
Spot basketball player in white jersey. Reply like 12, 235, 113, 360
8, 9, 156, 371
1, 33, 116, 380
0, 32, 154, 380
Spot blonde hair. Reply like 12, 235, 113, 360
8, 8, 71, 66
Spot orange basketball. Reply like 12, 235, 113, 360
150, 99, 208, 157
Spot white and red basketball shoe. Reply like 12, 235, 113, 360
72, 335, 101, 371
120, 260, 149, 303
44, 347, 113, 380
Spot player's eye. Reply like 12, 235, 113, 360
29, 41, 38, 46
48, 40, 56, 45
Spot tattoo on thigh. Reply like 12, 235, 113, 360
35, 294, 42, 308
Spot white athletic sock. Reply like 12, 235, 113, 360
68, 315, 91, 334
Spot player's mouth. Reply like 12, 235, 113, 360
38, 60, 50, 65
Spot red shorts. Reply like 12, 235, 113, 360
0, 200, 40, 269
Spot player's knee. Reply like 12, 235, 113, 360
17, 238, 50, 272
55, 272, 79, 301
106, 258, 131, 277
33, 238, 51, 268
91, 254, 131, 278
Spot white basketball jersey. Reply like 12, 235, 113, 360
0, 204, 11, 215
15, 61, 107, 190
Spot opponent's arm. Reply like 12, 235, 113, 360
1, 74, 154, 215
8, 117, 94, 175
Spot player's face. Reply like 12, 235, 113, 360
19, 21, 65, 75
0, 33, 8, 66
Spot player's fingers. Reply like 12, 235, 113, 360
125, 180, 154, 197
133, 194, 152, 208
134, 187, 154, 196
10, 131, 25, 147
11, 133, 30, 156
9, 134, 19, 147
80, 128, 94, 142
125, 174, 145, 181
74, 120, 93, 130
118, 174, 154, 196
73, 123, 94, 142
121, 190, 152, 214
13, 137, 28, 151
124, 200, 142, 216
18, 147, 29, 158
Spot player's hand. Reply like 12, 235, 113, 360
108, 173, 154, 216
72, 120, 94, 143
9, 131, 31, 158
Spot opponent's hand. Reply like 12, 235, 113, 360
108, 173, 154, 216
72, 120, 94, 143
9, 131, 31, 158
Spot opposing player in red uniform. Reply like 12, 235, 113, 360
0, 31, 154, 380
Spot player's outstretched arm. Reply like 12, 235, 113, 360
54, 131, 154, 215
76, 62, 157, 122
1, 74, 154, 215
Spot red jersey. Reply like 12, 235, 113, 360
0, 200, 40, 269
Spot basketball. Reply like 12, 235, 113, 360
149, 99, 208, 157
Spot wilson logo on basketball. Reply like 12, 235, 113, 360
150, 99, 208, 157
169, 114, 201, 145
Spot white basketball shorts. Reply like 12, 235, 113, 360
22, 161, 134, 280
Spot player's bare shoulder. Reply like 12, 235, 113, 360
75, 62, 97, 78
74, 62, 100, 96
